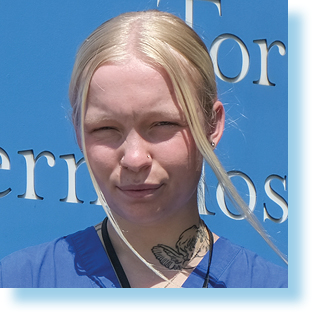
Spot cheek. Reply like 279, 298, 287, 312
85, 144, 119, 179
159, 134, 202, 172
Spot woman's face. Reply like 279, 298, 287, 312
83, 58, 203, 226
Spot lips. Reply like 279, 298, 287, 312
117, 184, 163, 199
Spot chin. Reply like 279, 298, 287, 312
108, 204, 174, 227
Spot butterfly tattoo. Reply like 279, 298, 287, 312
151, 224, 210, 270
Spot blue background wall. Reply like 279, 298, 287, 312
0, 0, 287, 268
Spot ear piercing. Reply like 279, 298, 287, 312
211, 141, 215, 148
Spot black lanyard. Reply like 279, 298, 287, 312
202, 225, 214, 288
101, 217, 131, 288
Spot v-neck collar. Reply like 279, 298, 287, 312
69, 225, 233, 288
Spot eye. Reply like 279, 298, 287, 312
94, 126, 117, 132
155, 121, 179, 127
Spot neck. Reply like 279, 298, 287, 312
106, 208, 212, 287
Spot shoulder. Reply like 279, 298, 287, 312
210, 237, 288, 288
0, 236, 69, 288
0, 226, 98, 288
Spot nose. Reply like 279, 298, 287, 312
120, 130, 152, 172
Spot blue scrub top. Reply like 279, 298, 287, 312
0, 225, 288, 288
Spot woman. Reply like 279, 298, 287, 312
0, 10, 287, 288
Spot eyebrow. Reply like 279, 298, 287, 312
84, 109, 185, 125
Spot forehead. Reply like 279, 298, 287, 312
90, 59, 172, 94
86, 59, 183, 118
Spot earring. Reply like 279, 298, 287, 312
211, 141, 215, 148
147, 154, 151, 159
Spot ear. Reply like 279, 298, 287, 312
206, 100, 225, 147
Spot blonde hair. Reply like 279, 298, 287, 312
69, 10, 287, 280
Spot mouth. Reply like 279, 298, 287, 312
117, 184, 164, 199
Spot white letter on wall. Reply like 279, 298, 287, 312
60, 154, 85, 203
185, 0, 222, 27
216, 171, 256, 220
253, 40, 286, 86
210, 34, 250, 83
18, 150, 55, 200
0, 148, 11, 198
264, 175, 288, 223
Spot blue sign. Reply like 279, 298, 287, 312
0, 0, 287, 268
